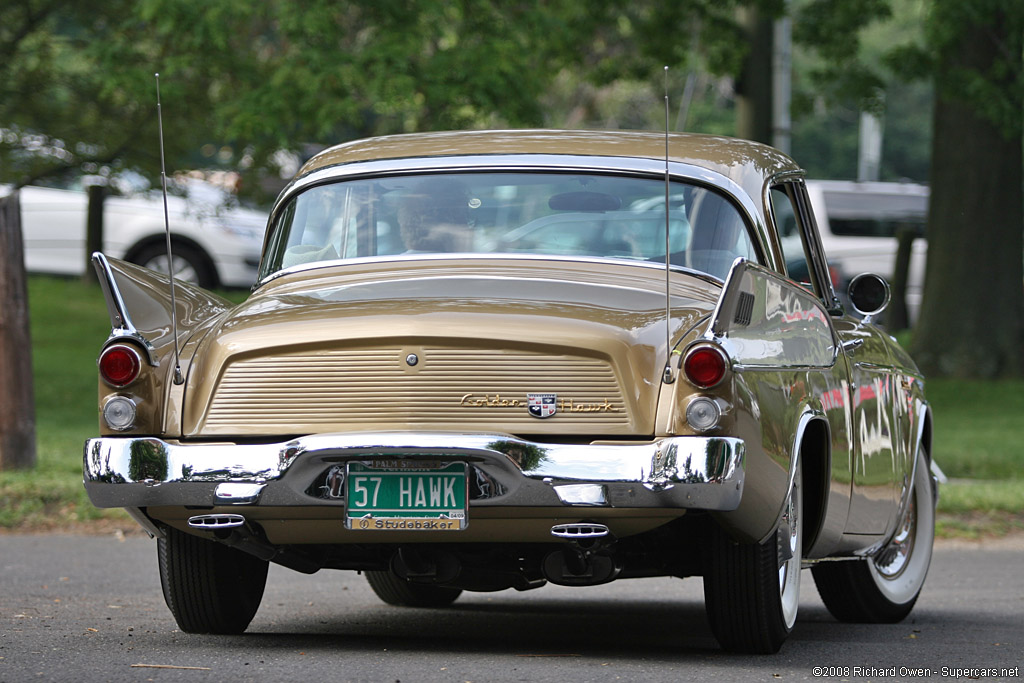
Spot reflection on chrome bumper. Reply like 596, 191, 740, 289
84, 432, 744, 511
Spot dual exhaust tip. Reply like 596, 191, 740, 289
550, 522, 610, 540
186, 515, 616, 586
187, 514, 246, 530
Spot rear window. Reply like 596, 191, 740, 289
261, 172, 758, 281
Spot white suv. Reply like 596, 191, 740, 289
9, 180, 267, 288
805, 180, 929, 322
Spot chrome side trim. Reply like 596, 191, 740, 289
83, 432, 745, 512
91, 252, 158, 366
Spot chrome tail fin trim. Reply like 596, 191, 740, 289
91, 252, 158, 366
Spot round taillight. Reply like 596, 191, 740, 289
99, 345, 141, 387
683, 346, 728, 388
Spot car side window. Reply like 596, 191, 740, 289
770, 186, 815, 290
769, 182, 838, 309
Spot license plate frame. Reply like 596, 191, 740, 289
344, 460, 468, 531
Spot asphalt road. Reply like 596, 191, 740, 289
1, 533, 1021, 683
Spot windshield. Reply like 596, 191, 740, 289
260, 172, 757, 281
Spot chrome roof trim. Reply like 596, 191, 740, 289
274, 154, 739, 213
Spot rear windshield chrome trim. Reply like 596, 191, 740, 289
256, 253, 726, 290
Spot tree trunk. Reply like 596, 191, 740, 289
735, 7, 774, 145
885, 228, 915, 332
82, 184, 106, 284
0, 192, 37, 470
910, 18, 1024, 378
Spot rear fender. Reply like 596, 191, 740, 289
92, 252, 233, 365
707, 259, 842, 544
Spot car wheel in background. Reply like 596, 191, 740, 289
704, 459, 803, 653
364, 569, 463, 607
811, 448, 935, 623
157, 527, 268, 634
131, 241, 217, 288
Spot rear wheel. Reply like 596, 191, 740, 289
812, 448, 935, 623
157, 527, 268, 634
704, 459, 802, 653
364, 570, 462, 607
132, 241, 216, 288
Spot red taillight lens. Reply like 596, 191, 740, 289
683, 346, 727, 388
99, 345, 141, 387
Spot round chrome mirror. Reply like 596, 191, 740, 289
848, 273, 891, 318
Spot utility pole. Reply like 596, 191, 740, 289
772, 10, 793, 155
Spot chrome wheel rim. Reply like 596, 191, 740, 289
143, 254, 200, 285
874, 496, 915, 578
778, 467, 801, 628
867, 452, 934, 603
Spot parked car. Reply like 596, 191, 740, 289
803, 180, 929, 322
8, 179, 267, 288
83, 130, 937, 653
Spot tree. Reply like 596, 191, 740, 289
0, 193, 36, 470
908, 1, 1024, 377
0, 1, 212, 188
794, 0, 1024, 377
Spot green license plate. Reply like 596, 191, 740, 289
345, 460, 467, 531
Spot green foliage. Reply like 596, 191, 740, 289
0, 0, 944, 191
938, 480, 1024, 514
926, 378, 1024, 479
1, 0, 216, 186
923, 0, 1024, 141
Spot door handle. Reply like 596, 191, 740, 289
841, 338, 864, 352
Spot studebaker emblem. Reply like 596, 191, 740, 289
527, 393, 557, 419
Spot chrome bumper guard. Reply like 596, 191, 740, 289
83, 432, 745, 511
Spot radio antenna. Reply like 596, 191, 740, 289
156, 73, 184, 385
662, 66, 674, 384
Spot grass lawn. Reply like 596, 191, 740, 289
1, 275, 1022, 535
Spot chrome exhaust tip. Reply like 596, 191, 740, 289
188, 514, 246, 530
550, 522, 610, 540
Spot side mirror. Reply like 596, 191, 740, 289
848, 273, 891, 323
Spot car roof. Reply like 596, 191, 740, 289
298, 129, 802, 205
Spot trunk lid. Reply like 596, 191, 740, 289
182, 259, 718, 437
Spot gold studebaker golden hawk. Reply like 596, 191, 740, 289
85, 130, 937, 653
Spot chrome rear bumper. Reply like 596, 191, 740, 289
84, 432, 744, 512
